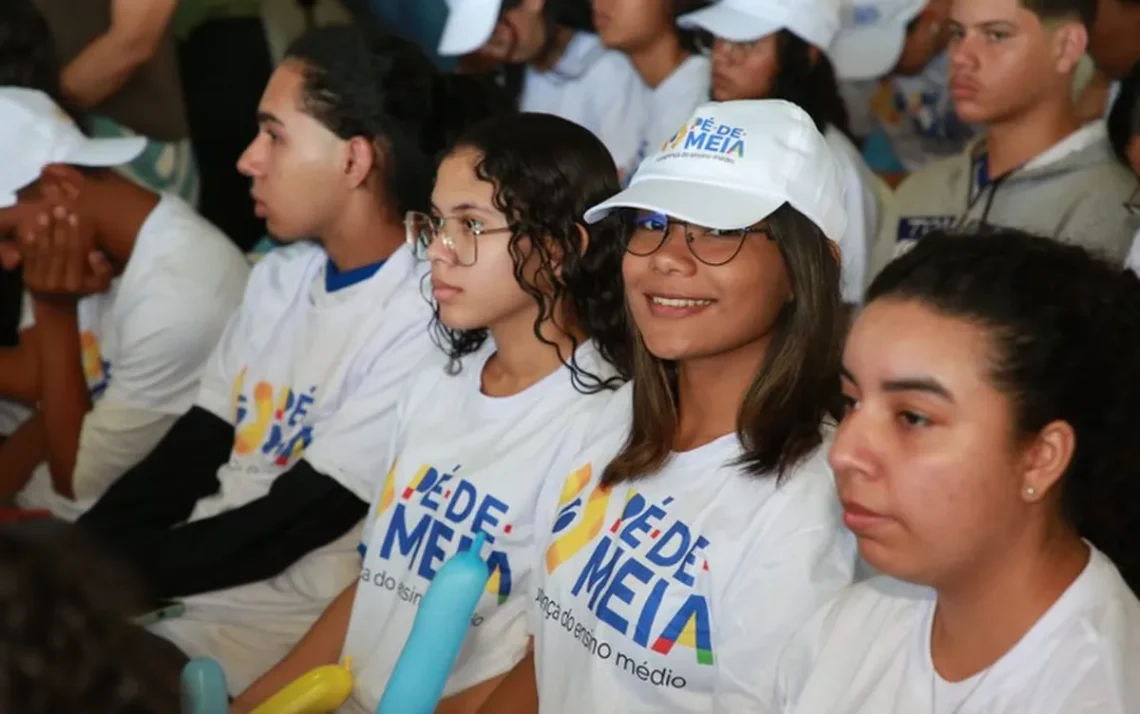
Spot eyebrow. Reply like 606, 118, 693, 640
430, 202, 493, 215
256, 111, 283, 126
840, 367, 956, 403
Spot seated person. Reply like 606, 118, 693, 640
777, 229, 1140, 713
76, 26, 509, 692
679, 0, 881, 301
591, 0, 709, 176
871, 0, 1140, 279
832, 0, 975, 180
0, 87, 249, 518
437, 0, 648, 176
235, 111, 631, 714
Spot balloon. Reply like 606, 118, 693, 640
181, 658, 228, 714
376, 532, 491, 714
250, 658, 354, 714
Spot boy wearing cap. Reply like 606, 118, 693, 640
0, 87, 248, 519
869, 0, 1140, 279
834, 0, 976, 179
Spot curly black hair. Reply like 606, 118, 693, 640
769, 30, 852, 139
283, 25, 514, 217
868, 229, 1140, 596
429, 112, 632, 392
0, 529, 183, 714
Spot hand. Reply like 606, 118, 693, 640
19, 202, 113, 301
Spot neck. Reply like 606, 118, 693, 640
930, 526, 1088, 681
81, 175, 160, 273
626, 32, 689, 89
673, 332, 772, 451
985, 96, 1081, 177
320, 195, 404, 270
531, 25, 575, 72
482, 304, 583, 397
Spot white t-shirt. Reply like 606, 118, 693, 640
776, 547, 1140, 714
521, 32, 648, 176
530, 388, 858, 713
340, 341, 622, 713
1127, 230, 1140, 277
151, 241, 437, 693
825, 126, 881, 303
16, 194, 249, 518
621, 54, 712, 180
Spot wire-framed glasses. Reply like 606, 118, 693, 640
405, 211, 513, 266
693, 30, 765, 63
626, 210, 768, 266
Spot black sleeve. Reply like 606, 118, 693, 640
78, 406, 233, 541
131, 460, 368, 600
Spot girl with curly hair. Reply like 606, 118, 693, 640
234, 111, 632, 714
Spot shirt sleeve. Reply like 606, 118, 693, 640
711, 498, 857, 712
70, 399, 180, 502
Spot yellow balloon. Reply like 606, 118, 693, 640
250, 658, 354, 714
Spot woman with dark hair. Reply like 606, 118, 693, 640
436, 0, 648, 175
234, 112, 631, 714
75, 25, 510, 693
481, 99, 857, 713
679, 0, 881, 304
777, 230, 1140, 713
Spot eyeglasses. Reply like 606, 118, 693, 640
405, 211, 513, 266
626, 211, 769, 266
693, 30, 765, 64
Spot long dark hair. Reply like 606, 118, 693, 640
1107, 63, 1139, 170
602, 204, 845, 486
429, 112, 631, 393
284, 26, 513, 217
867, 229, 1140, 595
770, 30, 852, 139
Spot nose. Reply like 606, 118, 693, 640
237, 133, 265, 177
828, 403, 879, 487
948, 33, 979, 74
648, 224, 699, 277
424, 228, 456, 265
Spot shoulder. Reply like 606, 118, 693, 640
241, 241, 324, 305
895, 150, 967, 200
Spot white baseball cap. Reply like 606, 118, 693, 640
439, 0, 503, 57
0, 87, 144, 209
584, 99, 848, 243
678, 0, 842, 52
830, 0, 927, 80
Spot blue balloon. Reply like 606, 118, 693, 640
182, 657, 229, 714
376, 532, 491, 714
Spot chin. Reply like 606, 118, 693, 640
951, 100, 993, 125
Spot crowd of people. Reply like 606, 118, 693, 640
0, 0, 1139, 712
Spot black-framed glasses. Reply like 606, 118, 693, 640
405, 211, 513, 266
626, 210, 770, 266
693, 30, 765, 63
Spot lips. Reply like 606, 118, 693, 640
840, 499, 892, 532
432, 278, 462, 301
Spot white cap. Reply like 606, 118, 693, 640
678, 0, 841, 52
830, 0, 927, 80
0, 87, 144, 209
438, 0, 502, 56
584, 100, 847, 243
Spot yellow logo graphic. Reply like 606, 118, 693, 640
545, 464, 613, 573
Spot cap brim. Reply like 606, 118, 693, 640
64, 136, 146, 168
677, 5, 781, 43
0, 191, 17, 209
438, 0, 502, 56
584, 178, 784, 231
830, 24, 907, 80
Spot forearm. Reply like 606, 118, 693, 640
475, 648, 538, 714
0, 414, 48, 501
233, 582, 358, 714
32, 303, 88, 499
61, 33, 153, 108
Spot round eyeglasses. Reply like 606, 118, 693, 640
626, 210, 770, 266
405, 211, 514, 267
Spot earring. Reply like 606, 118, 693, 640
1025, 486, 1036, 497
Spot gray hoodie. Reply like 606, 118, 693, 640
870, 123, 1140, 284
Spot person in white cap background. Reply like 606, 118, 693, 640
869, 0, 1140, 279
0, 86, 248, 520
590, 0, 711, 178
677, 0, 880, 303
832, 0, 975, 183
438, 0, 648, 175
479, 99, 858, 714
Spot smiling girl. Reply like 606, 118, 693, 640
777, 230, 1140, 713
234, 112, 632, 714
